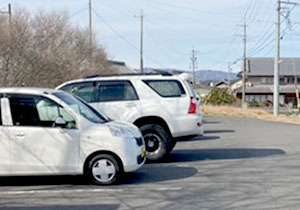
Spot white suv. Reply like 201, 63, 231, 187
0, 88, 145, 185
57, 73, 204, 161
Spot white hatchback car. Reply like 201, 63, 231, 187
0, 88, 145, 185
57, 73, 204, 161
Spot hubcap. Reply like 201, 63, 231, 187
144, 133, 162, 154
92, 159, 116, 183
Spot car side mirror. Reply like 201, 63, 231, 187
54, 117, 67, 128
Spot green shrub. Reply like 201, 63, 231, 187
204, 88, 236, 105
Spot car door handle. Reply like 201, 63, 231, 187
15, 132, 25, 138
125, 103, 136, 108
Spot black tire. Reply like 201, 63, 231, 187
140, 124, 172, 161
86, 154, 121, 185
168, 139, 177, 152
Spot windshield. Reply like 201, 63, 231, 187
53, 92, 107, 124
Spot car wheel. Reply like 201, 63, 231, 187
140, 124, 171, 161
168, 139, 177, 152
86, 154, 121, 185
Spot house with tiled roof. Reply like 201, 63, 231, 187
233, 58, 300, 106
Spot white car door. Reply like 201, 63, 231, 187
0, 98, 11, 174
6, 94, 80, 175
92, 80, 142, 122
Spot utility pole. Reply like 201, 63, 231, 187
273, 0, 298, 116
191, 49, 197, 85
228, 62, 232, 88
0, 3, 12, 27
89, 0, 93, 52
241, 21, 247, 107
274, 0, 280, 116
135, 10, 144, 73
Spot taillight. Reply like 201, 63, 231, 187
188, 97, 197, 114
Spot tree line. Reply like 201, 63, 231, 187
0, 8, 116, 88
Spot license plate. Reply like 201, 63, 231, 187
141, 146, 146, 158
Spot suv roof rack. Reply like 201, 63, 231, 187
84, 72, 173, 78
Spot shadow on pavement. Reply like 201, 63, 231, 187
0, 166, 197, 186
176, 135, 220, 142
160, 148, 286, 163
0, 175, 87, 186
202, 120, 221, 124
123, 165, 197, 185
204, 129, 235, 134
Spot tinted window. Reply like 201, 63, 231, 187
143, 80, 185, 97
9, 94, 76, 128
53, 92, 107, 124
60, 82, 96, 103
98, 81, 138, 102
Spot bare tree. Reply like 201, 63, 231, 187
0, 9, 115, 88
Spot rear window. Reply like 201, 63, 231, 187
143, 80, 185, 97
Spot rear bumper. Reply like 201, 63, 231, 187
171, 114, 204, 138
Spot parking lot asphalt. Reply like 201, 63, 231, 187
1, 116, 300, 210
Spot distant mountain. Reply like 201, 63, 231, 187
139, 68, 238, 83
195, 70, 238, 82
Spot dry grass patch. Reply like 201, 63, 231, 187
203, 105, 300, 125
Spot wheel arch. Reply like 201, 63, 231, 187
133, 116, 172, 137
83, 150, 124, 175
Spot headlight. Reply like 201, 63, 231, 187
108, 125, 133, 138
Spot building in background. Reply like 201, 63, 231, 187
233, 58, 300, 107
108, 60, 136, 74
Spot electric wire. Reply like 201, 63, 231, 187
92, 9, 165, 68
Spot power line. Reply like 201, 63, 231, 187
131, 0, 230, 28
136, 0, 241, 19
69, 5, 87, 18
92, 9, 165, 68
243, 0, 253, 18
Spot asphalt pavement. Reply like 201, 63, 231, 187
1, 116, 300, 210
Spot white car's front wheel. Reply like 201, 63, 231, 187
87, 154, 121, 185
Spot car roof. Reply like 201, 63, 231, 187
0, 87, 62, 95
56, 73, 186, 89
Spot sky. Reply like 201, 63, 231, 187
1, 0, 300, 73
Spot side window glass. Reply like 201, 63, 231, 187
9, 95, 76, 128
99, 81, 138, 102
60, 82, 96, 103
143, 80, 185, 97
9, 96, 40, 126
36, 98, 76, 129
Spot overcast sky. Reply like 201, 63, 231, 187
1, 0, 300, 72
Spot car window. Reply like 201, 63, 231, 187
53, 92, 107, 124
59, 82, 97, 103
143, 80, 186, 97
8, 94, 76, 128
36, 98, 76, 129
98, 81, 138, 102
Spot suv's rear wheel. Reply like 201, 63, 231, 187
86, 154, 121, 185
140, 124, 171, 161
